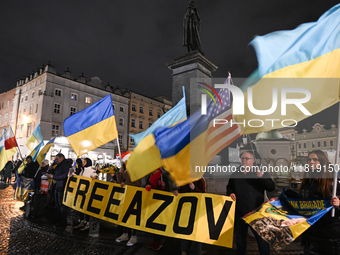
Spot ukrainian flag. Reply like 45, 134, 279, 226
64, 94, 118, 156
26, 125, 43, 151
36, 136, 56, 164
235, 4, 340, 134
18, 141, 44, 174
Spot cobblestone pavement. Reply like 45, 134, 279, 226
0, 181, 303, 255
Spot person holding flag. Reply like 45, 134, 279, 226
49, 153, 72, 226
299, 150, 340, 255
227, 151, 275, 255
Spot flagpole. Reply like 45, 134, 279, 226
116, 137, 122, 165
331, 103, 340, 217
9, 126, 26, 167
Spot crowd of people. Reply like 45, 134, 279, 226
2, 149, 340, 255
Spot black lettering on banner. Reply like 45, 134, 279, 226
87, 182, 109, 215
64, 176, 77, 203
104, 186, 125, 220
122, 190, 142, 226
145, 193, 173, 232
205, 197, 232, 240
74, 178, 90, 209
173, 197, 198, 235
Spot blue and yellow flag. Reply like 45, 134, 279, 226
128, 83, 241, 186
36, 136, 56, 165
18, 141, 44, 174
235, 4, 340, 134
26, 125, 44, 151
64, 94, 118, 156
15, 174, 35, 202
243, 190, 333, 251
129, 88, 187, 147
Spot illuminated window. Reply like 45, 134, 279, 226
71, 93, 78, 101
85, 97, 92, 104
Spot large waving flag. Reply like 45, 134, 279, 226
36, 136, 56, 165
235, 4, 340, 134
26, 125, 43, 151
64, 94, 118, 156
127, 76, 242, 186
129, 88, 187, 147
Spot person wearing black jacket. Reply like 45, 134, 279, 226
300, 150, 340, 255
227, 151, 275, 255
22, 156, 39, 178
49, 153, 72, 226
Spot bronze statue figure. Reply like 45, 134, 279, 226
183, 1, 204, 55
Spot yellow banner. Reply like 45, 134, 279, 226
63, 175, 235, 248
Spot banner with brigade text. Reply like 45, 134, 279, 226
63, 175, 235, 248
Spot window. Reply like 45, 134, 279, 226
132, 104, 136, 112
23, 108, 26, 115
85, 97, 91, 104
27, 124, 32, 137
5, 114, 8, 123
139, 120, 143, 129
303, 143, 306, 148
120, 106, 124, 112
157, 111, 161, 118
149, 122, 152, 127
149, 109, 153, 116
330, 140, 334, 146
21, 97, 24, 103
38, 89, 42, 96
29, 105, 33, 115
25, 95, 28, 101
131, 118, 136, 128
130, 137, 135, 145
312, 141, 315, 148
298, 143, 301, 149
12, 100, 14, 107
119, 117, 124, 126
118, 134, 123, 145
71, 93, 78, 101
55, 89, 62, 97
54, 103, 61, 114
36, 104, 38, 113
113, 104, 115, 110
32, 91, 35, 98
139, 106, 144, 114
7, 101, 10, 108
324, 141, 327, 147
52, 124, 59, 136
317, 141, 321, 147
70, 107, 76, 116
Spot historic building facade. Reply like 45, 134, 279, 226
0, 88, 16, 135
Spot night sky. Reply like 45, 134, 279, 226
1, 0, 338, 106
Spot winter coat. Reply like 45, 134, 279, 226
226, 168, 275, 216
53, 159, 72, 191
79, 166, 97, 179
300, 179, 340, 255
3, 161, 13, 179
177, 178, 206, 194
116, 169, 141, 187
22, 161, 40, 178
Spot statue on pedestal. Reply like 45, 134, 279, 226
183, 1, 204, 55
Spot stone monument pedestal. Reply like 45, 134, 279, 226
168, 51, 217, 113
